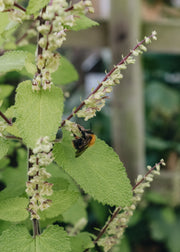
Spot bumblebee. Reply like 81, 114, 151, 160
72, 124, 96, 157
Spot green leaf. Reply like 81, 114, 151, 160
26, 0, 50, 15
0, 226, 33, 252
0, 220, 12, 235
36, 225, 71, 252
72, 15, 99, 31
6, 122, 21, 138
0, 225, 71, 252
0, 13, 9, 34
149, 208, 180, 252
15, 81, 64, 148
0, 85, 14, 100
40, 190, 79, 220
0, 149, 27, 200
52, 56, 78, 85
46, 163, 87, 225
0, 197, 28, 222
146, 136, 171, 151
5, 105, 21, 138
0, 51, 29, 74
0, 138, 9, 160
118, 236, 131, 252
145, 82, 180, 118
70, 232, 94, 252
63, 198, 87, 226
53, 131, 132, 207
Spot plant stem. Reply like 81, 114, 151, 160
60, 33, 155, 128
93, 207, 121, 244
5, 135, 22, 141
32, 219, 40, 237
37, 7, 46, 57
28, 149, 40, 237
0, 111, 12, 125
14, 2, 26, 12
132, 160, 162, 191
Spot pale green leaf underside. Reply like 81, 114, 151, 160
53, 131, 132, 207
0, 197, 28, 222
40, 190, 79, 220
46, 163, 87, 225
63, 198, 87, 226
0, 51, 29, 74
26, 0, 50, 14
0, 225, 71, 252
72, 15, 99, 31
70, 232, 94, 252
52, 56, 78, 85
0, 150, 27, 201
15, 81, 64, 148
0, 138, 9, 160
0, 85, 14, 100
0, 13, 9, 34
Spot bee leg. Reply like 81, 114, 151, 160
77, 124, 86, 139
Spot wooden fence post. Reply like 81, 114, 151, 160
110, 0, 144, 183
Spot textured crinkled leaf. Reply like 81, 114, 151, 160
0, 51, 30, 74
0, 138, 9, 159
36, 225, 71, 252
52, 56, 78, 85
26, 0, 50, 14
40, 190, 79, 220
53, 131, 132, 207
70, 232, 94, 252
0, 197, 28, 222
0, 225, 71, 252
6, 122, 21, 138
0, 226, 34, 252
4, 105, 15, 118
72, 15, 99, 31
15, 81, 64, 148
0, 85, 14, 100
5, 105, 21, 138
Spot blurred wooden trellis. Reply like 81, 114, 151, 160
64, 0, 180, 203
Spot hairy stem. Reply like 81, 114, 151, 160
132, 160, 162, 191
60, 33, 154, 128
94, 207, 121, 244
37, 7, 47, 59
32, 219, 40, 237
28, 149, 40, 237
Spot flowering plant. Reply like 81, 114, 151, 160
0, 1, 164, 251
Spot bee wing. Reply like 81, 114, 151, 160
75, 145, 89, 157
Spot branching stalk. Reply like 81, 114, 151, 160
60, 33, 155, 128
92, 160, 164, 247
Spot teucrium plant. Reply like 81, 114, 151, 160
0, 1, 162, 251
